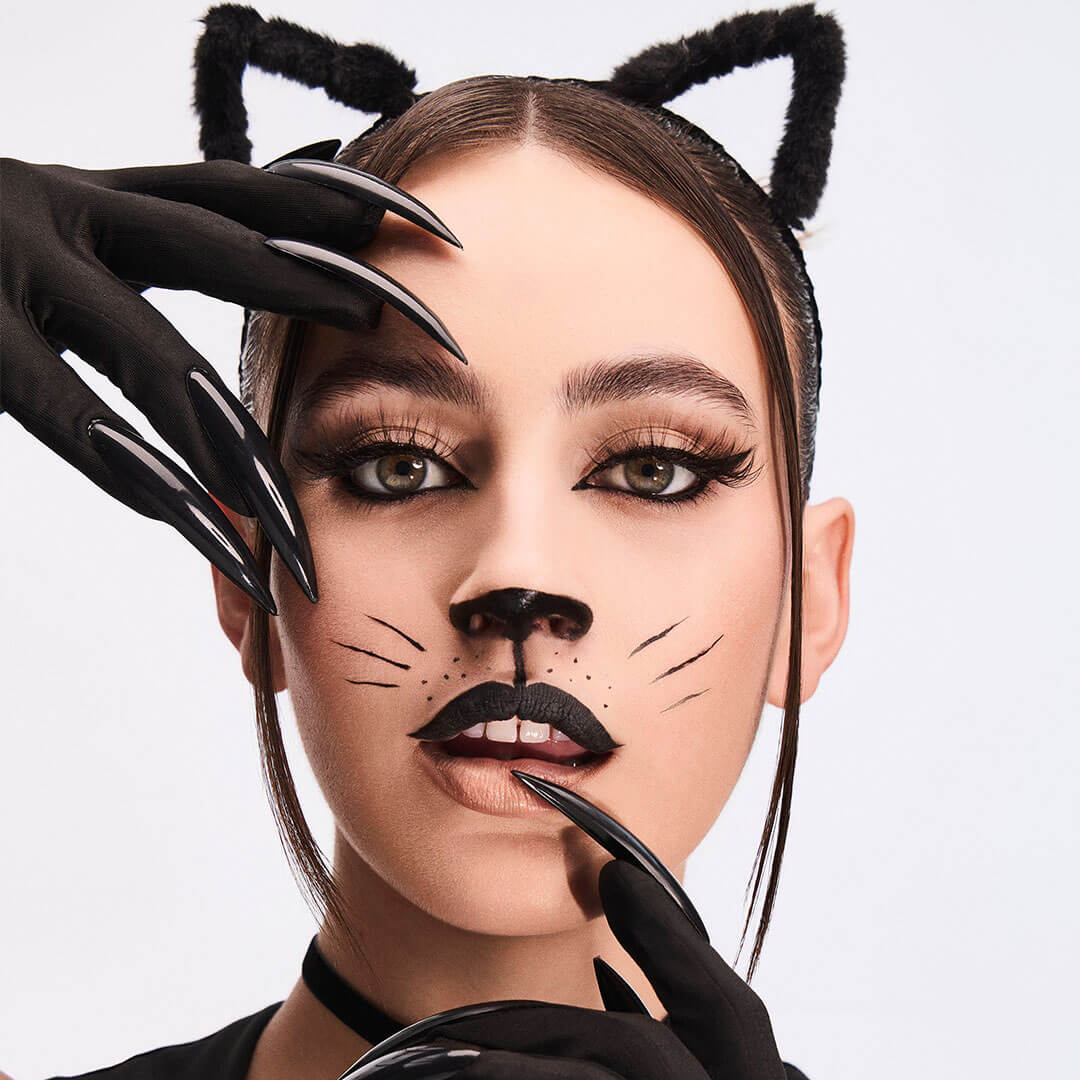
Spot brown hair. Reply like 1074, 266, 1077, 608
242, 76, 818, 981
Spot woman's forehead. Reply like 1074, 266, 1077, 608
303, 142, 767, 414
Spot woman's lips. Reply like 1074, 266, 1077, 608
415, 736, 615, 817
408, 681, 620, 754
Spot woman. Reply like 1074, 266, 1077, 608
3, 9, 853, 1079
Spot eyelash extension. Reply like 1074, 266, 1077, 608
289, 411, 468, 504
290, 414, 760, 510
576, 422, 763, 508
289, 412, 470, 514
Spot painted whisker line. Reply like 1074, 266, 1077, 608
628, 617, 687, 658
331, 640, 410, 670
364, 614, 425, 652
512, 640, 526, 687
651, 634, 724, 683
345, 680, 400, 688
661, 688, 710, 713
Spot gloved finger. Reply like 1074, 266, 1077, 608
39, 264, 317, 601
509, 772, 708, 941
1, 318, 276, 615
88, 181, 463, 357
339, 1044, 481, 1080
598, 860, 786, 1080
458, 1048, 626, 1080
592, 957, 650, 1015
97, 156, 459, 252
353, 1001, 703, 1080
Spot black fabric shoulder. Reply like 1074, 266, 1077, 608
45, 1001, 283, 1080
43, 1000, 812, 1079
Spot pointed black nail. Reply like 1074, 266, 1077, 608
186, 368, 317, 603
87, 419, 277, 615
339, 1044, 479, 1080
261, 139, 342, 169
263, 237, 467, 364
266, 159, 462, 248
592, 956, 651, 1015
344, 1001, 538, 1074
509, 772, 709, 942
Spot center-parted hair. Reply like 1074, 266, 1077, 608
192, 3, 846, 981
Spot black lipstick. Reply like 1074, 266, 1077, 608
408, 682, 620, 755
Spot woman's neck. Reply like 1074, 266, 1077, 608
246, 829, 670, 1080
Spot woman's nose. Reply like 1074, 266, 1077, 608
449, 587, 593, 643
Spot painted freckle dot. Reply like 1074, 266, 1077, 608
586, 675, 591, 680
573, 658, 578, 664
546, 668, 553, 674
427, 696, 433, 702
421, 680, 427, 685
443, 674, 450, 680
453, 657, 460, 663
461, 673, 467, 678
603, 704, 608, 709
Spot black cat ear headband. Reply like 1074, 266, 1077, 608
192, 2, 845, 395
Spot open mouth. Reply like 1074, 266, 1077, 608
435, 718, 602, 766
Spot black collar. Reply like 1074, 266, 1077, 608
302, 932, 673, 1040
300, 934, 402, 1045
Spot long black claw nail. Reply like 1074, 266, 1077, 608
343, 1001, 537, 1074
339, 1044, 479, 1080
87, 420, 277, 615
264, 237, 467, 363
266, 159, 462, 248
592, 956, 651, 1015
261, 139, 342, 169
510, 771, 709, 942
186, 368, 318, 603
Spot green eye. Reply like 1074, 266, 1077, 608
350, 452, 459, 496
591, 455, 699, 497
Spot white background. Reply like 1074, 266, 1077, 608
2, 1, 1077, 1076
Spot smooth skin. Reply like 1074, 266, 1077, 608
213, 142, 854, 1080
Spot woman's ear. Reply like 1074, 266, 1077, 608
767, 496, 855, 706
210, 502, 288, 693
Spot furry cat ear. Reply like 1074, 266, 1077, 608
605, 3, 845, 230
193, 4, 419, 164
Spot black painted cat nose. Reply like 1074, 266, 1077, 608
449, 588, 593, 643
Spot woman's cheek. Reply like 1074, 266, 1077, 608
602, 505, 786, 868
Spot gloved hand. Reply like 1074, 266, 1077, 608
0, 141, 463, 613
341, 773, 807, 1080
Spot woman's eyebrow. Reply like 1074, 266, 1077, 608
289, 346, 491, 425
290, 348, 756, 429
557, 354, 758, 429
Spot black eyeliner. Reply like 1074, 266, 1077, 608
289, 415, 760, 508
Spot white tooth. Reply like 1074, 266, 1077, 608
462, 723, 486, 738
551, 728, 572, 742
519, 721, 550, 743
485, 718, 518, 743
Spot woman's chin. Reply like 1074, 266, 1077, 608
397, 845, 609, 937
424, 888, 603, 937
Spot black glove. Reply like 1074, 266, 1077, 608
342, 774, 807, 1080
0, 142, 463, 613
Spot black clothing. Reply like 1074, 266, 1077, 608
47, 934, 810, 1079
46, 1000, 809, 1079
47, 1003, 282, 1079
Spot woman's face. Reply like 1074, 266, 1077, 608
265, 143, 789, 935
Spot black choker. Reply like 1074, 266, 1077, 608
301, 934, 403, 1046
302, 932, 672, 1044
